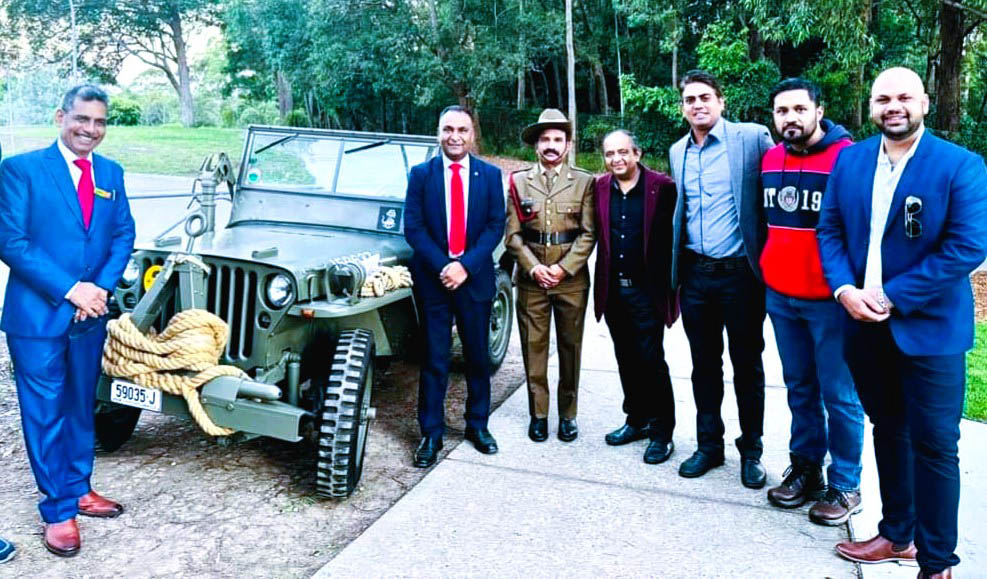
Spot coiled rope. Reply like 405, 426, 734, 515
360, 265, 413, 297
102, 309, 246, 436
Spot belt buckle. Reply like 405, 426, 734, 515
618, 278, 632, 287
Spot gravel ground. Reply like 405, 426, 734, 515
973, 271, 987, 322
0, 330, 523, 578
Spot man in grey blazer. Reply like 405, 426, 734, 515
669, 70, 775, 489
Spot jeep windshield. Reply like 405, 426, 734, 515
240, 127, 437, 200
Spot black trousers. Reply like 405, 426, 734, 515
604, 285, 675, 441
679, 254, 765, 459
845, 321, 964, 574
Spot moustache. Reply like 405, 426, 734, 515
783, 123, 802, 131
542, 149, 560, 156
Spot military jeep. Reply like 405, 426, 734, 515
94, 125, 514, 498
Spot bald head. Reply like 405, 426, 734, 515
870, 67, 929, 141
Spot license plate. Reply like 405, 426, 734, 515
110, 379, 162, 412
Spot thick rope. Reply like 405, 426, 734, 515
360, 265, 413, 297
102, 310, 248, 436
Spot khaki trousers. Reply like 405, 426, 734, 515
516, 286, 589, 420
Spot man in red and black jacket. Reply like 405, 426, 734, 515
760, 78, 865, 526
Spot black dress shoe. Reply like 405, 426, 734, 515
741, 458, 767, 489
604, 423, 651, 446
678, 450, 725, 478
413, 437, 443, 468
465, 428, 499, 454
558, 418, 578, 442
643, 439, 674, 464
528, 418, 548, 442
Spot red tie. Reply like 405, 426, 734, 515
449, 162, 465, 256
73, 159, 94, 229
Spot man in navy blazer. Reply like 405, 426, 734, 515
0, 85, 136, 557
817, 68, 987, 578
403, 105, 506, 468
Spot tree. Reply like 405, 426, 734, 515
5, 0, 221, 127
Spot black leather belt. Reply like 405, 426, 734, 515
683, 250, 749, 273
522, 229, 580, 245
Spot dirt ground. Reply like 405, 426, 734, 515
972, 271, 987, 322
0, 331, 524, 578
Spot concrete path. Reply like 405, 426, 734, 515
317, 307, 987, 578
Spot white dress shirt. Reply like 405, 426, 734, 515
57, 138, 96, 299
57, 137, 95, 192
442, 153, 470, 258
835, 125, 925, 299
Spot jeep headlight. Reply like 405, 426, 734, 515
266, 274, 294, 308
120, 257, 140, 287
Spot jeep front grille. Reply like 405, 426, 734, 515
140, 257, 258, 362
207, 265, 258, 361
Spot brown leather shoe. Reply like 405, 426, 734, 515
809, 488, 862, 526
43, 519, 80, 557
78, 490, 124, 518
767, 454, 825, 508
918, 568, 952, 578
835, 534, 917, 564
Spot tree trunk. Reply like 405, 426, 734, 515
748, 24, 764, 61
170, 14, 195, 127
517, 70, 526, 110
551, 59, 563, 109
566, 0, 576, 166
671, 43, 678, 88
276, 69, 293, 122
587, 62, 597, 113
595, 61, 609, 114
937, 1, 963, 134
528, 69, 540, 106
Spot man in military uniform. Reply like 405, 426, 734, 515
505, 109, 595, 443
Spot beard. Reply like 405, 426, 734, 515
878, 112, 922, 141
781, 119, 816, 146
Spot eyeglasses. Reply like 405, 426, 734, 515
905, 195, 922, 238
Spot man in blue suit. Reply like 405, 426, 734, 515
403, 105, 506, 468
0, 85, 136, 557
817, 67, 987, 578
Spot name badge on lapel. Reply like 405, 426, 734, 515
94, 187, 114, 200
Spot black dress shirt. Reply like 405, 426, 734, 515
609, 174, 646, 283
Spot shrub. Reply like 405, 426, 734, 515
108, 96, 142, 126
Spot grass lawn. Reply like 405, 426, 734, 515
1, 125, 244, 176
966, 323, 987, 422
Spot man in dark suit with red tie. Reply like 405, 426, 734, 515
0, 85, 136, 557
403, 105, 506, 468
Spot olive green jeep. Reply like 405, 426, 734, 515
94, 126, 514, 498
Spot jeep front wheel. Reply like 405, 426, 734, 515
488, 268, 513, 370
94, 402, 142, 452
316, 329, 375, 498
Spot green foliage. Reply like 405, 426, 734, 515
108, 96, 142, 126
966, 323, 987, 422
694, 22, 780, 126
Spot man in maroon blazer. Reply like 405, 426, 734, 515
594, 129, 679, 465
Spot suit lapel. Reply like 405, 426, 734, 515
42, 142, 86, 229
597, 174, 612, 257
724, 121, 745, 222
90, 154, 114, 234
466, 154, 481, 242
525, 166, 548, 196
429, 156, 448, 249
882, 133, 933, 237
643, 170, 657, 260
